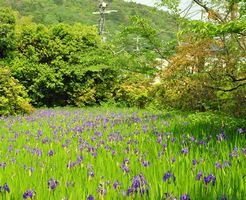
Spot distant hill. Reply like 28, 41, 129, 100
0, 0, 177, 41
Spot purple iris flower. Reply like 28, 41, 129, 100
134, 148, 139, 154
113, 181, 120, 189
0, 162, 6, 168
97, 183, 106, 196
42, 137, 50, 144
4, 183, 10, 193
181, 148, 188, 155
222, 160, 232, 168
123, 158, 130, 165
65, 139, 71, 144
204, 174, 216, 185
190, 136, 195, 142
163, 171, 176, 182
87, 195, 94, 200
77, 155, 83, 164
229, 147, 239, 158
88, 171, 95, 178
126, 187, 134, 196
92, 151, 97, 158
121, 164, 130, 173
48, 150, 55, 156
29, 167, 34, 174
48, 178, 59, 190
23, 190, 36, 199
164, 192, 178, 200
215, 162, 221, 169
132, 178, 140, 189
237, 128, 244, 134
38, 129, 43, 136
192, 160, 197, 166
142, 160, 150, 167
216, 195, 227, 200
127, 173, 149, 196
8, 144, 13, 152
180, 194, 190, 200
67, 162, 76, 169
35, 149, 42, 156
197, 139, 206, 145
121, 158, 130, 173
164, 192, 171, 198
217, 132, 226, 141
196, 171, 202, 180
0, 183, 10, 193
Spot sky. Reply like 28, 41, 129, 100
125, 0, 203, 19
131, 0, 158, 7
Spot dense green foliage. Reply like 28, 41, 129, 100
0, 0, 245, 117
0, 67, 34, 116
11, 23, 116, 107
0, 8, 33, 116
0, 8, 156, 110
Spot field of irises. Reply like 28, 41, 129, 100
0, 108, 245, 200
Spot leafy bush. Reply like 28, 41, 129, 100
215, 88, 246, 117
0, 67, 34, 116
10, 23, 119, 107
156, 77, 216, 111
114, 73, 152, 108
72, 69, 118, 107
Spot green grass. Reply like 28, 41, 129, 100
0, 107, 245, 199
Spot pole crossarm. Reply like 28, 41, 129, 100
92, 1, 118, 37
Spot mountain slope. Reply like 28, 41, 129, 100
0, 0, 177, 39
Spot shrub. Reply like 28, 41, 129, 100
114, 73, 152, 108
0, 67, 34, 116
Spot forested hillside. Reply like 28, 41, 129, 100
0, 0, 176, 41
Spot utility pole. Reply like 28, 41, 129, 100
92, 0, 117, 41
133, 36, 141, 52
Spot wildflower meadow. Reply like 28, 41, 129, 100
0, 108, 245, 199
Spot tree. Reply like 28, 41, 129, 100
160, 0, 246, 91
0, 7, 16, 58
154, 0, 246, 115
